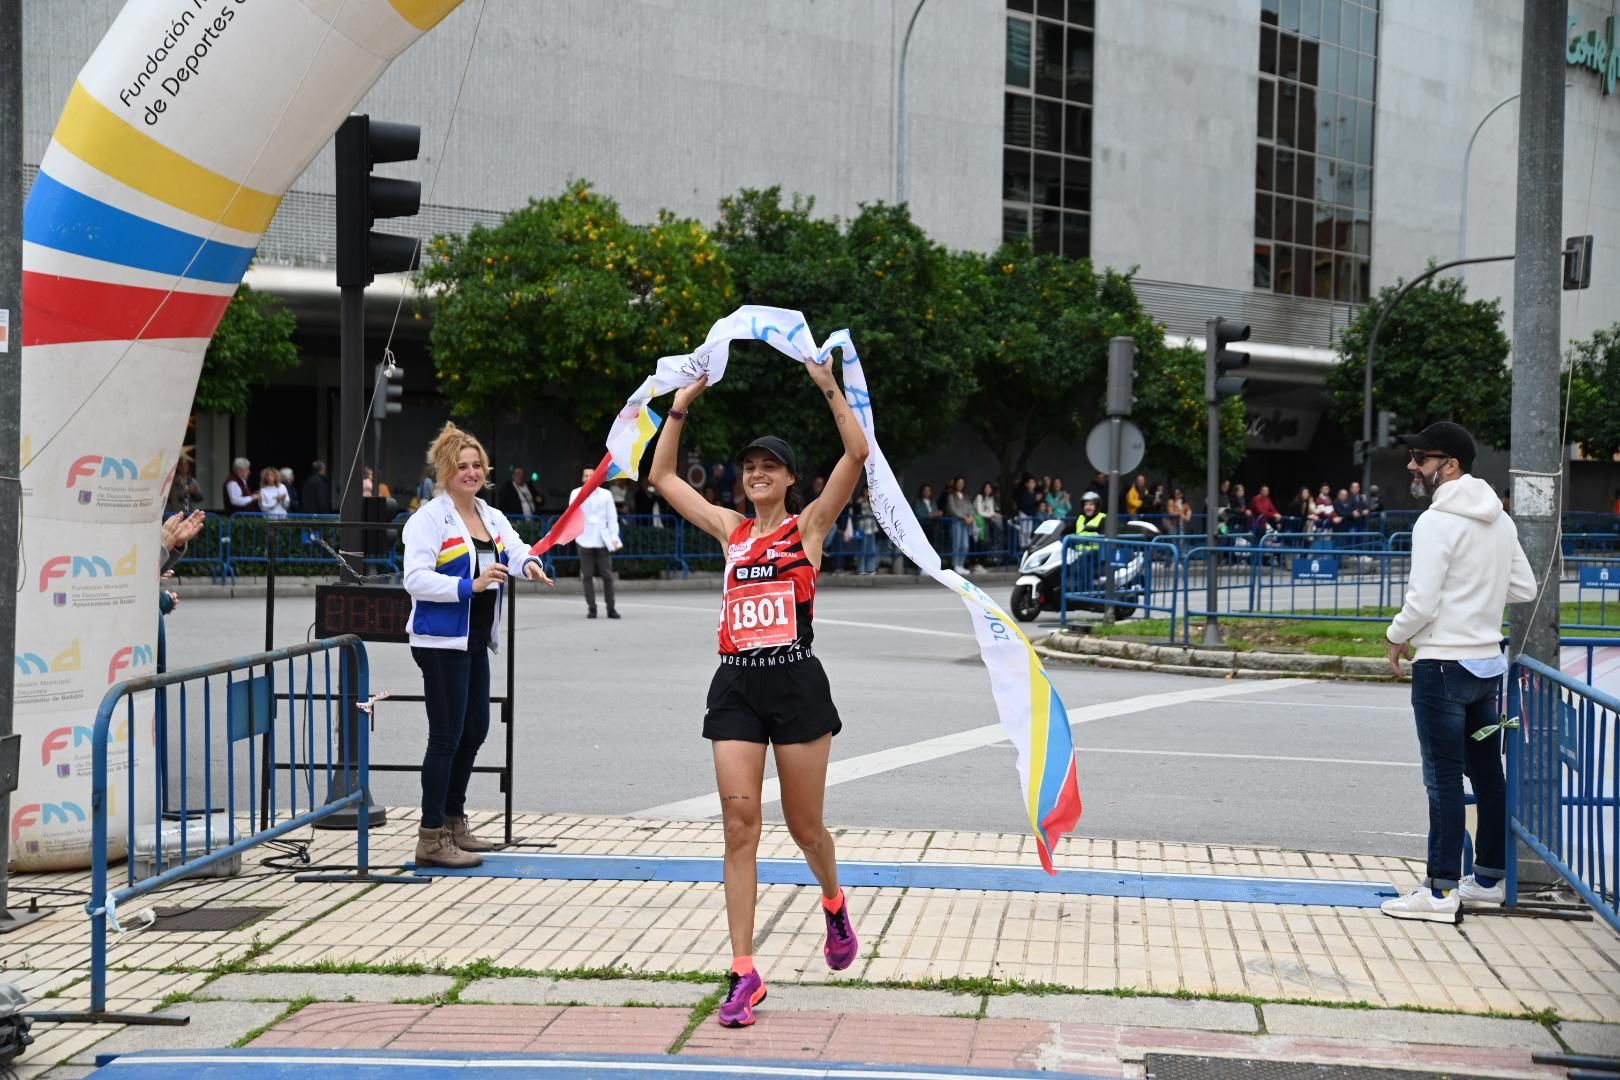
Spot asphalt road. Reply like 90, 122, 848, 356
162, 582, 1428, 859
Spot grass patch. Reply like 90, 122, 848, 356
153, 989, 193, 1011
1090, 601, 1617, 658
667, 986, 726, 1053
130, 953, 1567, 1026
232, 995, 317, 1048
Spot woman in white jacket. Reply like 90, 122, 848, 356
403, 423, 551, 868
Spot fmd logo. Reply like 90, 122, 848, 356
65, 453, 164, 489
14, 639, 81, 677
41, 719, 131, 766
107, 644, 155, 683
37, 546, 139, 591
12, 801, 87, 841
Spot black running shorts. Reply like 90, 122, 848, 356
703, 650, 843, 745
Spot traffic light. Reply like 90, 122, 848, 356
1564, 235, 1594, 291
372, 362, 404, 420
1105, 337, 1137, 417
1376, 409, 1395, 448
1205, 317, 1251, 402
336, 114, 422, 289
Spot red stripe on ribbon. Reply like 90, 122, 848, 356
1036, 759, 1084, 875
530, 451, 614, 556
22, 272, 231, 346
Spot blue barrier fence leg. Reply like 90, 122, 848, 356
295, 642, 427, 887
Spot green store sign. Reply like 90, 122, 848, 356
1568, 16, 1618, 96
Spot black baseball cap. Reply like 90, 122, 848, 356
736, 436, 797, 476
1398, 421, 1476, 472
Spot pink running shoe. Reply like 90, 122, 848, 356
822, 889, 858, 970
716, 968, 767, 1028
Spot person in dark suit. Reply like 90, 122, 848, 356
301, 460, 333, 515
497, 467, 538, 518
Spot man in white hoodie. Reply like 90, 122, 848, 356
1381, 422, 1537, 923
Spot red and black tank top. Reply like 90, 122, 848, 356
717, 515, 818, 656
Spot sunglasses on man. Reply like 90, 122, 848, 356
1408, 450, 1450, 464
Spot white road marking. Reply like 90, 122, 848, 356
1080, 746, 1419, 768
632, 678, 1313, 819
1214, 699, 1409, 713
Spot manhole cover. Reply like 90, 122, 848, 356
1144, 1055, 1461, 1080
151, 906, 275, 932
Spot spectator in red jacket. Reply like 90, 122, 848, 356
1248, 484, 1283, 537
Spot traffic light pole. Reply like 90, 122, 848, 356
338, 284, 365, 577
1203, 386, 1223, 648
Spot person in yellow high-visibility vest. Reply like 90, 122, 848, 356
1073, 491, 1106, 548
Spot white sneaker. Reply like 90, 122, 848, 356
1458, 875, 1506, 907
1380, 887, 1461, 924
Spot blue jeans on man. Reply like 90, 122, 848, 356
1409, 659, 1506, 891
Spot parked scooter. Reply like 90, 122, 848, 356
1009, 517, 1163, 622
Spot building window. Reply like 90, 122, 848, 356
1004, 0, 1091, 257
1254, 0, 1377, 302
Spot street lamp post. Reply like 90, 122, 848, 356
894, 0, 930, 206
1359, 253, 1515, 494
1458, 85, 1570, 262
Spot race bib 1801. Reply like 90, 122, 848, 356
724, 579, 798, 650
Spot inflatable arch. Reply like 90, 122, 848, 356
18, 0, 465, 868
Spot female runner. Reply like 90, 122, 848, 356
648, 355, 869, 1028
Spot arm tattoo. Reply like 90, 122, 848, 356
825, 389, 835, 399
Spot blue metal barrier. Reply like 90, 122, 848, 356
164, 511, 232, 583
1562, 533, 1620, 557
1506, 656, 1620, 932
1179, 543, 1408, 642
1059, 537, 1180, 635
1569, 557, 1620, 632
1562, 637, 1620, 690
60, 635, 422, 1025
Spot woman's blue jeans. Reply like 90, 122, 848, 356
412, 644, 492, 829
1409, 659, 1506, 890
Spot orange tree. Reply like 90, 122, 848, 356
1569, 323, 1620, 462
956, 246, 1244, 506
416, 180, 734, 431
1328, 273, 1510, 449
699, 188, 979, 478
197, 284, 299, 414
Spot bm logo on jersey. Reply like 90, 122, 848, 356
733, 565, 778, 582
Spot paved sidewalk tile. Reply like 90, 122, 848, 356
824, 1014, 980, 1067
678, 1010, 840, 1058
248, 1002, 433, 1049
987, 992, 1259, 1032
196, 972, 457, 1002
389, 1005, 561, 1053
761, 985, 981, 1017
1557, 1019, 1620, 1056
458, 976, 710, 1007
1261, 1002, 1561, 1050
528, 1007, 690, 1054
66, 1001, 287, 1065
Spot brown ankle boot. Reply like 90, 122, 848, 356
447, 816, 496, 853
416, 825, 482, 868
